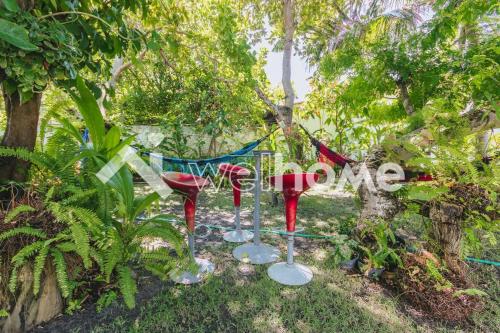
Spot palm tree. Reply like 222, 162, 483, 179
302, 0, 430, 66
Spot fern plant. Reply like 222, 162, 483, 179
360, 221, 403, 271
1, 78, 187, 311
96, 166, 187, 309
3, 197, 104, 298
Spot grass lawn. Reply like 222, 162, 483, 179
38, 185, 499, 333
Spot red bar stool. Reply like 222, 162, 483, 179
161, 172, 214, 284
218, 163, 254, 243
267, 173, 319, 285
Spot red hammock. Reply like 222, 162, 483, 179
299, 125, 433, 181
299, 125, 356, 167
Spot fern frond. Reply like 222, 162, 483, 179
140, 248, 175, 263
90, 247, 104, 270
0, 147, 53, 171
136, 225, 184, 255
51, 249, 71, 298
4, 205, 36, 223
8, 267, 18, 293
69, 223, 91, 269
104, 233, 123, 282
116, 265, 137, 309
11, 241, 45, 267
0, 227, 47, 242
70, 206, 104, 235
144, 263, 170, 279
61, 189, 97, 206
45, 187, 56, 205
56, 241, 77, 253
33, 245, 50, 295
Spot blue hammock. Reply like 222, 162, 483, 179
141, 131, 274, 176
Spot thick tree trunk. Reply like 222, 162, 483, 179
429, 201, 466, 277
357, 147, 401, 223
0, 88, 42, 182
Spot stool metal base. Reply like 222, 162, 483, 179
170, 258, 215, 284
232, 243, 280, 264
267, 262, 313, 286
223, 229, 254, 243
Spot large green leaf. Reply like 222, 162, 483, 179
104, 126, 121, 151
0, 19, 38, 51
132, 192, 160, 222
69, 77, 105, 150
2, 0, 19, 12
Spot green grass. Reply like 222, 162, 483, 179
92, 261, 411, 333
89, 187, 498, 333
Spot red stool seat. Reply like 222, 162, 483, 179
267, 173, 319, 286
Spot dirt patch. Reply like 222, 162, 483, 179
388, 254, 483, 322
31, 273, 168, 332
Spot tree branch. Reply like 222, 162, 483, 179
108, 50, 147, 88
99, 50, 147, 117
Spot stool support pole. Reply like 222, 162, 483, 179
235, 206, 241, 232
188, 233, 195, 257
287, 233, 294, 265
253, 153, 262, 246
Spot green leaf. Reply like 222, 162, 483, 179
69, 223, 91, 268
104, 126, 121, 151
0, 18, 38, 51
4, 205, 35, 223
69, 77, 105, 150
453, 288, 488, 298
107, 135, 136, 159
2, 0, 19, 12
117, 265, 137, 309
406, 185, 449, 201
132, 192, 160, 222
19, 89, 34, 105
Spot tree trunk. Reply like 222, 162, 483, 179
396, 79, 414, 115
429, 201, 466, 277
356, 147, 401, 223
282, 0, 295, 113
280, 0, 304, 162
0, 88, 42, 183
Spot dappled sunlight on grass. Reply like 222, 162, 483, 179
84, 186, 426, 332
